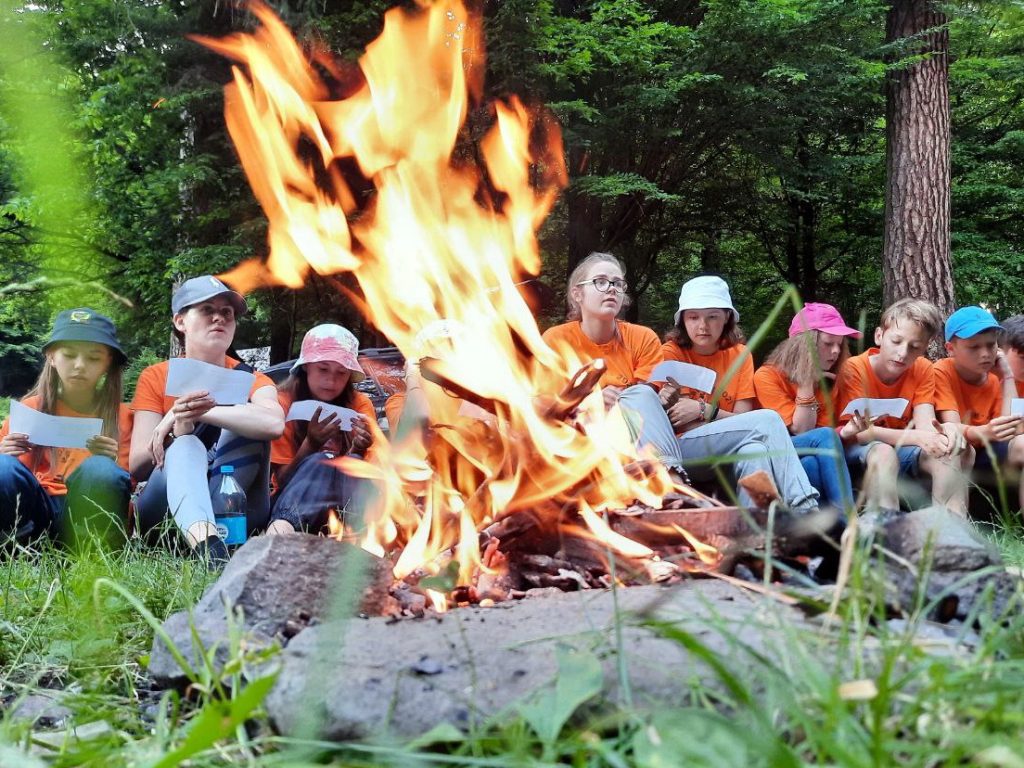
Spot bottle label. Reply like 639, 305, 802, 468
215, 515, 247, 547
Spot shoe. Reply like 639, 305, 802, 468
194, 535, 230, 572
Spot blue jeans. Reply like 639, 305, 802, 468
617, 385, 819, 512
791, 428, 855, 512
270, 452, 370, 533
0, 454, 130, 547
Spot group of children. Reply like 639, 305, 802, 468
2, 261, 1023, 568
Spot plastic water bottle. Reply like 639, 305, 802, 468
212, 465, 247, 547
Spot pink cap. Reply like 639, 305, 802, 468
788, 303, 861, 338
291, 324, 366, 382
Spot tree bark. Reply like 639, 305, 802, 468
882, 0, 954, 317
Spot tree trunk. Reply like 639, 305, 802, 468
882, 0, 954, 318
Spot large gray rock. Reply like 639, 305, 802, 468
264, 581, 825, 740
881, 507, 1001, 571
148, 534, 389, 686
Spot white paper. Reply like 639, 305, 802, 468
286, 400, 361, 431
1011, 398, 1024, 417
165, 358, 255, 406
647, 360, 717, 394
840, 397, 910, 420
8, 400, 104, 449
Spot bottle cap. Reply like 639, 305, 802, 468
219, 465, 235, 474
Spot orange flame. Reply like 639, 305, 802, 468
199, 1, 676, 606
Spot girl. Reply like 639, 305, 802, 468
661, 275, 755, 414
267, 324, 376, 534
543, 254, 823, 516
754, 303, 868, 512
129, 276, 285, 565
0, 308, 132, 548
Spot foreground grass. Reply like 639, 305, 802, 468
1, 522, 1023, 767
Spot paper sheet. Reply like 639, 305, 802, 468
285, 400, 362, 431
840, 397, 910, 420
647, 360, 717, 394
8, 400, 104, 449
165, 358, 255, 405
1011, 398, 1024, 417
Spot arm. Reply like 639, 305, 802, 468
129, 409, 165, 479
790, 384, 818, 434
731, 397, 755, 415
193, 386, 285, 441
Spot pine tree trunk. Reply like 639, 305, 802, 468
882, 0, 954, 317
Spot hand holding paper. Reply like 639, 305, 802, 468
1011, 398, 1024, 417
166, 358, 255, 405
286, 400, 362, 431
648, 361, 717, 395
8, 400, 104, 449
840, 397, 909, 421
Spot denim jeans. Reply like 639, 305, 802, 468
270, 451, 370, 533
0, 453, 130, 547
791, 428, 855, 512
617, 385, 819, 512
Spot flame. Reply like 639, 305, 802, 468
673, 524, 722, 566
200, 1, 678, 607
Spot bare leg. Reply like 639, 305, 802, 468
863, 443, 900, 510
923, 446, 973, 518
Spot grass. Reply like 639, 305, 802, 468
0, 514, 1022, 767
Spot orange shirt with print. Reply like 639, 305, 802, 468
270, 389, 377, 469
131, 357, 275, 416
542, 321, 663, 389
753, 364, 835, 428
0, 396, 133, 496
932, 357, 1002, 427
834, 349, 935, 429
661, 341, 755, 412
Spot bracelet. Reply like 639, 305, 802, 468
707, 403, 719, 422
698, 399, 707, 421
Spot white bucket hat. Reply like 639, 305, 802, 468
673, 275, 739, 326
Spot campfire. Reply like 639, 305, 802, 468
193, 0, 796, 612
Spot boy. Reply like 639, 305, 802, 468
997, 314, 1024, 510
834, 298, 970, 516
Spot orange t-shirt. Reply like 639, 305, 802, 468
541, 321, 663, 389
661, 341, 755, 412
270, 389, 377, 467
932, 357, 1001, 427
131, 357, 275, 415
753, 364, 835, 428
1016, 379, 1024, 398
0, 396, 133, 496
834, 349, 935, 429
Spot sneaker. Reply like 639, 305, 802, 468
194, 535, 230, 571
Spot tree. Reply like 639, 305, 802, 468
882, 0, 955, 316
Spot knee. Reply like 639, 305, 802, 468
867, 443, 899, 473
75, 456, 130, 487
1009, 435, 1024, 465
0, 453, 32, 492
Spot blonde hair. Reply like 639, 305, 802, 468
25, 347, 123, 471
765, 331, 850, 388
879, 298, 942, 338
564, 252, 632, 321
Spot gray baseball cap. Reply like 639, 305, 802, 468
171, 275, 248, 317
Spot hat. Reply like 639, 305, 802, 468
789, 303, 862, 338
290, 324, 365, 381
413, 319, 463, 358
171, 275, 248, 317
43, 308, 126, 364
944, 306, 1001, 342
673, 276, 738, 326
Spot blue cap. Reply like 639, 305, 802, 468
945, 306, 1001, 342
43, 308, 126, 364
172, 275, 247, 317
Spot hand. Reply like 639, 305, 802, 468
667, 397, 703, 432
149, 416, 174, 469
995, 349, 1014, 381
602, 386, 623, 410
935, 419, 966, 456
659, 379, 681, 408
305, 406, 343, 449
86, 434, 118, 460
0, 432, 32, 456
172, 390, 215, 438
820, 371, 837, 383
839, 410, 874, 441
347, 416, 373, 457
975, 415, 1024, 444
914, 429, 953, 459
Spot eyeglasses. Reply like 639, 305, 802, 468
577, 277, 628, 294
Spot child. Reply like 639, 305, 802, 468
129, 276, 285, 565
661, 275, 755, 415
935, 307, 1022, 509
0, 309, 132, 548
544, 254, 822, 516
754, 303, 869, 512
1001, 314, 1024, 400
834, 298, 970, 516
267, 324, 377, 534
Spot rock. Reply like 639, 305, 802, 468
148, 534, 393, 686
880, 507, 1001, 571
264, 581, 826, 740
6, 693, 72, 728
